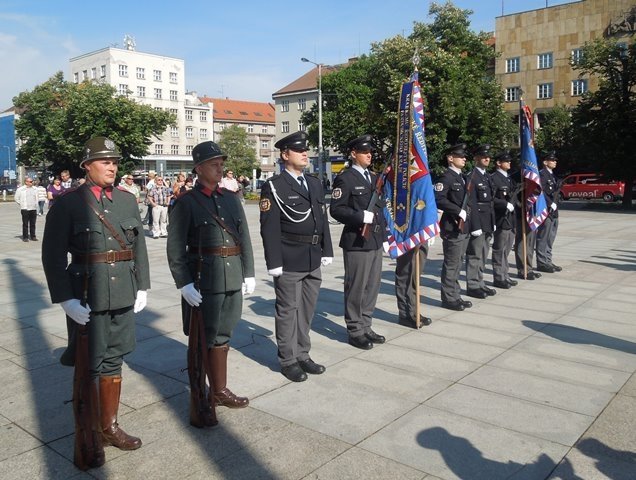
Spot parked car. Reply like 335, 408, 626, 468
0, 183, 17, 195
559, 173, 624, 202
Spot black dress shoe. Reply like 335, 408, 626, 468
493, 280, 510, 289
537, 264, 555, 273
531, 271, 542, 279
506, 278, 518, 286
441, 300, 465, 311
460, 298, 473, 308
398, 315, 432, 329
281, 363, 308, 382
21, 237, 29, 242
550, 264, 562, 272
30, 236, 38, 241
348, 335, 373, 350
467, 289, 487, 299
481, 286, 496, 296
365, 330, 386, 344
518, 272, 536, 280
298, 358, 325, 375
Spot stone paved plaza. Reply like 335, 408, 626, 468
0, 198, 634, 479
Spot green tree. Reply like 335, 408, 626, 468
13, 72, 175, 177
302, 1, 516, 174
535, 105, 575, 173
216, 125, 258, 177
570, 39, 636, 207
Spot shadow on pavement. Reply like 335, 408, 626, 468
576, 438, 636, 480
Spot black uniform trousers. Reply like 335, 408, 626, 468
395, 245, 428, 320
536, 215, 559, 268
441, 232, 469, 304
274, 268, 321, 367
343, 249, 382, 337
492, 229, 515, 282
21, 209, 37, 239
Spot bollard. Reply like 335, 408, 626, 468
2, 190, 6, 202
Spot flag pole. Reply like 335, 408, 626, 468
519, 97, 528, 279
412, 48, 422, 330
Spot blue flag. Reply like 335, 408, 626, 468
383, 72, 439, 259
520, 101, 548, 230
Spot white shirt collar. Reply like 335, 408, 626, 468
352, 164, 367, 176
496, 168, 508, 177
449, 166, 462, 175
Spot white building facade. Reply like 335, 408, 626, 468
69, 37, 212, 175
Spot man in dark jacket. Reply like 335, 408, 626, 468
42, 137, 150, 466
536, 151, 562, 273
330, 134, 386, 350
260, 131, 333, 382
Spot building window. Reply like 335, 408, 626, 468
298, 98, 306, 111
170, 90, 178, 101
100, 65, 106, 77
154, 107, 162, 111
571, 79, 588, 96
73, 72, 79, 83
169, 108, 178, 115
91, 67, 97, 79
298, 121, 305, 131
281, 100, 289, 112
186, 145, 193, 155
537, 52, 553, 70
170, 72, 177, 83
82, 70, 88, 81
136, 67, 145, 79
261, 125, 268, 134
118, 84, 128, 96
185, 109, 193, 121
153, 69, 162, 81
261, 140, 269, 149
200, 111, 207, 122
200, 128, 208, 139
281, 121, 290, 133
537, 83, 553, 99
247, 124, 254, 133
186, 127, 194, 138
505, 57, 520, 73
170, 126, 179, 137
171, 144, 179, 155
571, 48, 584, 66
219, 123, 226, 131
119, 65, 128, 77
154, 88, 162, 99
261, 156, 269, 165
137, 86, 146, 97
505, 86, 520, 102
155, 144, 163, 155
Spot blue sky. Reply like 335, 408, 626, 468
0, 0, 576, 109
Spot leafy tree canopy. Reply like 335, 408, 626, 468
216, 125, 258, 178
13, 72, 175, 177
302, 1, 516, 174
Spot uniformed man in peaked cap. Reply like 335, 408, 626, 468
260, 131, 333, 382
434, 142, 473, 311
536, 151, 562, 273
465, 144, 497, 299
490, 150, 518, 289
42, 136, 150, 466
167, 140, 255, 425
330, 134, 387, 349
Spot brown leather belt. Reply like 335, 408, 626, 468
281, 233, 323, 245
72, 249, 134, 264
187, 245, 241, 257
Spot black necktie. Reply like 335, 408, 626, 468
298, 176, 307, 191
364, 170, 371, 184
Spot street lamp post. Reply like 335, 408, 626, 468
2, 145, 11, 181
301, 57, 323, 178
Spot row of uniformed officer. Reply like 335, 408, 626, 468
536, 151, 562, 273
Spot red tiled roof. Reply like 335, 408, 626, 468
199, 97, 275, 123
273, 64, 341, 97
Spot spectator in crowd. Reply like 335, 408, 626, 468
15, 177, 39, 241
147, 176, 172, 238
220, 170, 239, 192
34, 179, 47, 215
47, 176, 65, 208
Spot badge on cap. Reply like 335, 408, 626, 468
105, 139, 116, 151
434, 183, 444, 192
259, 198, 271, 212
332, 188, 342, 199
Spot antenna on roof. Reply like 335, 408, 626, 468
123, 34, 136, 51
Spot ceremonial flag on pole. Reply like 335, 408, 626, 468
520, 100, 548, 230
383, 72, 439, 259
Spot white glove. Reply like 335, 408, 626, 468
428, 236, 436, 247
551, 202, 557, 212
268, 267, 283, 277
471, 229, 483, 237
133, 290, 147, 313
493, 225, 497, 232
242, 277, 256, 295
506, 202, 515, 213
61, 299, 91, 325
181, 283, 202, 307
363, 210, 374, 224
458, 209, 467, 221
321, 257, 333, 266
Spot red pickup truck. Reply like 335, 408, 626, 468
559, 174, 625, 202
